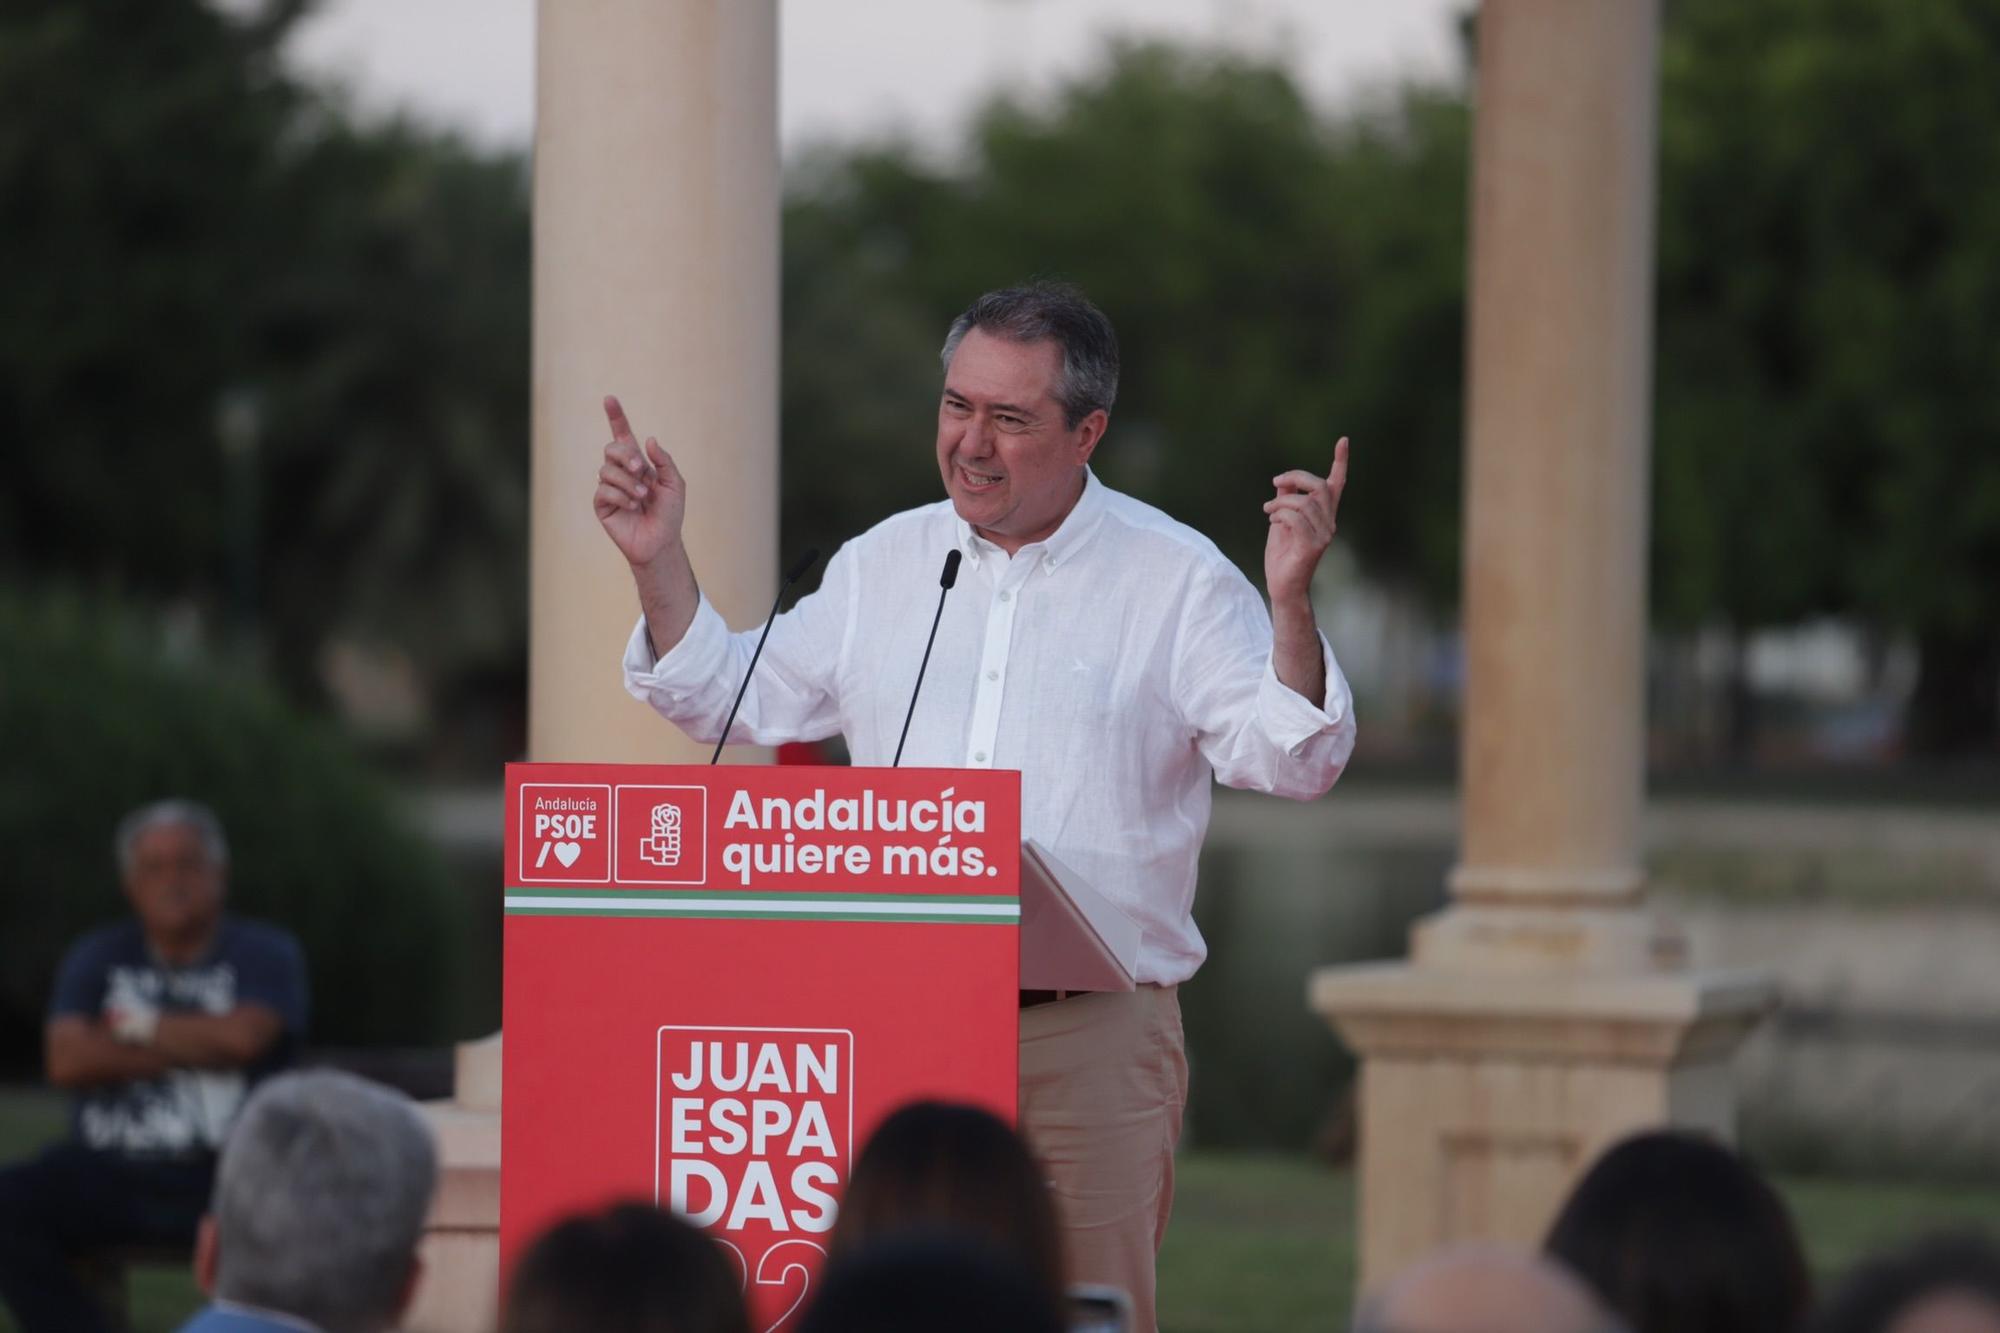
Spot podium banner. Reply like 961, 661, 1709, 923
502, 763, 1021, 1332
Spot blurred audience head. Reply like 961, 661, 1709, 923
1355, 1244, 1625, 1333
1544, 1129, 1810, 1333
827, 1099, 1065, 1304
197, 1070, 437, 1333
1813, 1231, 2000, 1333
501, 1202, 750, 1333
801, 1235, 1065, 1333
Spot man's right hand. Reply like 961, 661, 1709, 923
595, 395, 688, 568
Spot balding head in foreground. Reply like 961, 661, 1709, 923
1355, 1244, 1630, 1333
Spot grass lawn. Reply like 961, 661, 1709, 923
1, 1090, 1996, 1333
1155, 1156, 2000, 1333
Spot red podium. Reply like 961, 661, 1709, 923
502, 763, 1026, 1331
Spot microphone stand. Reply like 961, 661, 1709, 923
710, 547, 821, 764
892, 549, 963, 767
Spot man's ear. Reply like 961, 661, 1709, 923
1074, 409, 1109, 465
194, 1215, 219, 1295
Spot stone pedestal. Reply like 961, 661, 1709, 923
1310, 965, 1770, 1287
408, 1036, 503, 1333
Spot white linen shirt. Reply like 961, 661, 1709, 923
622, 470, 1356, 984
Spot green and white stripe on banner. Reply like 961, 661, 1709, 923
503, 886, 1020, 926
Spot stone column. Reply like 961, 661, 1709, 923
1421, 0, 1666, 974
413, 5, 780, 1328
528, 0, 780, 765
1310, 0, 1769, 1293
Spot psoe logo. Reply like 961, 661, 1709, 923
640, 802, 684, 867
615, 784, 707, 885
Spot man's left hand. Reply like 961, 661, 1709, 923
1264, 437, 1351, 605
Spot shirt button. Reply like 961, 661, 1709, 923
998, 591, 1011, 602
985, 669, 999, 682
973, 750, 988, 763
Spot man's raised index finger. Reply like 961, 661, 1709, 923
604, 394, 637, 444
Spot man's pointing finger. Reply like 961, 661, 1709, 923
604, 394, 637, 445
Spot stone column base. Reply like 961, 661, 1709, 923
1308, 963, 1772, 1293
407, 1035, 503, 1333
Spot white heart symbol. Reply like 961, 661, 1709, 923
553, 841, 582, 868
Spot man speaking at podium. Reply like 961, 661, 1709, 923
595, 283, 1354, 1330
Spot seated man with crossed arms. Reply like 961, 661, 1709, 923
0, 800, 307, 1333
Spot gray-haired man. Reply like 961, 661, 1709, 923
178, 1070, 439, 1333
0, 800, 308, 1333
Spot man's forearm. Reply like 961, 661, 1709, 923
634, 541, 703, 662
1271, 594, 1327, 705
150, 1007, 281, 1068
46, 1021, 172, 1088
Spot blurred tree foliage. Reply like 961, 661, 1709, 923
1654, 0, 2000, 754
0, 0, 528, 759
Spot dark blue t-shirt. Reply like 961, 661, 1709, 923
49, 915, 309, 1159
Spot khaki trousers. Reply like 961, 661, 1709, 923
1018, 985, 1188, 1333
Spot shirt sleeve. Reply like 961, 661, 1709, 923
1171, 558, 1356, 800
622, 542, 856, 748
47, 933, 109, 1020
234, 927, 310, 1036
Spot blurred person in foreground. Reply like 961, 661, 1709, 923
502, 1201, 748, 1333
598, 282, 1356, 1332
1354, 1244, 1629, 1333
1544, 1129, 1811, 1333
0, 800, 308, 1333
177, 1069, 437, 1333
826, 1100, 1066, 1309
1812, 1232, 2000, 1333
801, 1235, 1065, 1333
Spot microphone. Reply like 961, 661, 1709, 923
710, 547, 822, 764
892, 549, 962, 768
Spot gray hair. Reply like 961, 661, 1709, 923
939, 283, 1120, 428
212, 1070, 439, 1333
115, 799, 229, 874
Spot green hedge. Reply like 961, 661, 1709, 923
0, 588, 463, 1068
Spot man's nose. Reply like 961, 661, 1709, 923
959, 416, 996, 455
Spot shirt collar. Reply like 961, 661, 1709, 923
954, 468, 1107, 572
210, 1299, 327, 1332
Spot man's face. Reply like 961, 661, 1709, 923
123, 822, 225, 941
936, 328, 1106, 553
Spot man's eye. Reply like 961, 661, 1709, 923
998, 416, 1023, 429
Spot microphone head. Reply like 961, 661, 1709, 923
940, 548, 963, 590
785, 547, 821, 585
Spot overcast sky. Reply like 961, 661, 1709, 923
284, 0, 1467, 153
